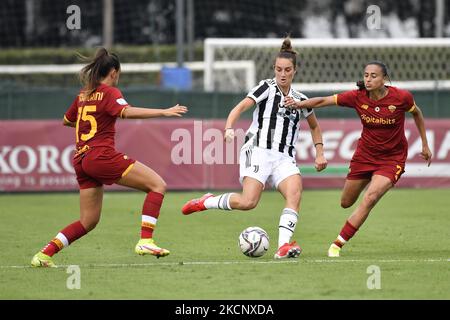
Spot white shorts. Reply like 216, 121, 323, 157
239, 145, 300, 189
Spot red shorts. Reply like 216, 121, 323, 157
347, 159, 405, 185
73, 146, 136, 189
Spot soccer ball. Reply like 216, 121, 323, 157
238, 226, 269, 257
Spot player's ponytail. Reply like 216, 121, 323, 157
276, 36, 298, 68
79, 47, 121, 98
356, 61, 391, 90
280, 38, 295, 53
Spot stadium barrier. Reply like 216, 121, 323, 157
0, 119, 449, 192
1, 87, 450, 120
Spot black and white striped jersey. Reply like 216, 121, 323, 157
245, 78, 314, 158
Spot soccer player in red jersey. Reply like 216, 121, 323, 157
284, 61, 432, 257
31, 48, 187, 267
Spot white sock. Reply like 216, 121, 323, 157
204, 193, 234, 210
278, 208, 298, 248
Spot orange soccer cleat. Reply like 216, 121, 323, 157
181, 193, 214, 215
274, 241, 302, 259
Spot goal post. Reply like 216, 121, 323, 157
204, 38, 450, 92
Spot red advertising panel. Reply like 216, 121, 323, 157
1, 119, 449, 192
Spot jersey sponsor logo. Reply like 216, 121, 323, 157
277, 103, 298, 121
360, 114, 395, 125
116, 98, 128, 105
292, 91, 305, 100
388, 105, 397, 113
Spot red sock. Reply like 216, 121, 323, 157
141, 192, 164, 239
333, 220, 358, 248
41, 220, 87, 256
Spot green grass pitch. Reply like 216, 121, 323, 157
0, 189, 448, 299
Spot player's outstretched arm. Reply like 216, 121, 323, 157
285, 96, 335, 109
121, 104, 188, 119
410, 105, 432, 166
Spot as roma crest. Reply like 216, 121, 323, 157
388, 105, 396, 113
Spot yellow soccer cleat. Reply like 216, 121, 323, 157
135, 239, 170, 258
31, 252, 57, 268
328, 243, 341, 257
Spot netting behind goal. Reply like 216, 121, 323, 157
205, 38, 450, 92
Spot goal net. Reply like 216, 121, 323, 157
204, 38, 450, 92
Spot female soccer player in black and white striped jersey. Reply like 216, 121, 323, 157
182, 37, 328, 259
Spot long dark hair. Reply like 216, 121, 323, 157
78, 48, 120, 98
356, 61, 390, 90
276, 37, 298, 69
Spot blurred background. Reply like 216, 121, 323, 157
0, 0, 449, 191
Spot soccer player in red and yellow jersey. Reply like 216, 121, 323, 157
31, 48, 187, 267
284, 61, 432, 257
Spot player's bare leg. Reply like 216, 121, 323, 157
340, 178, 370, 208
31, 187, 102, 267
274, 174, 302, 259
347, 175, 393, 228
181, 177, 264, 214
329, 175, 393, 257
117, 161, 166, 194
118, 161, 169, 258
79, 187, 104, 232
229, 177, 264, 210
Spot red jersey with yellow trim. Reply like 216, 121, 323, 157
335, 86, 416, 163
64, 83, 129, 150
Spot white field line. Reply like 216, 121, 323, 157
0, 258, 448, 269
